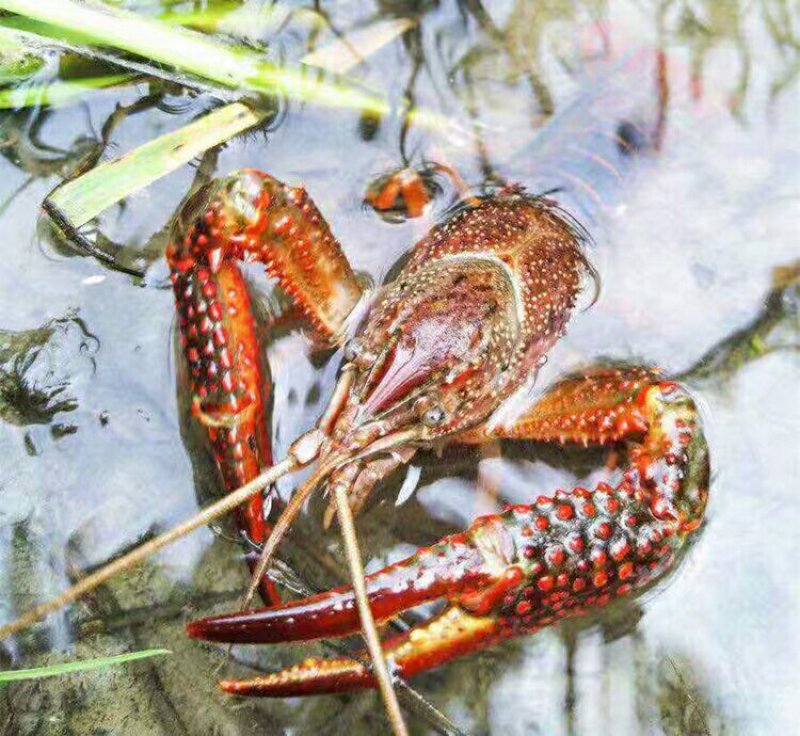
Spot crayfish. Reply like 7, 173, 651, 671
163, 169, 709, 696
0, 43, 709, 730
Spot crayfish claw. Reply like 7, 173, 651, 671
187, 529, 489, 644
215, 607, 504, 697
187, 519, 522, 695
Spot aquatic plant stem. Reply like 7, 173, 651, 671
334, 484, 408, 736
0, 457, 298, 641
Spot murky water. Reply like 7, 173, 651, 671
1, 1, 798, 734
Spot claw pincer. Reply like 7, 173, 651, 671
188, 518, 512, 695
188, 375, 708, 696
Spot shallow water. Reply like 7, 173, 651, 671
0, 1, 798, 734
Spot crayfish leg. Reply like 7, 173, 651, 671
456, 366, 658, 446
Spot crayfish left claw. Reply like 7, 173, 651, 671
187, 527, 494, 645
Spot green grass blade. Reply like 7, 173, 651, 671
0, 0, 391, 115
0, 73, 133, 109
157, 0, 307, 36
47, 101, 268, 228
0, 0, 459, 134
0, 648, 171, 683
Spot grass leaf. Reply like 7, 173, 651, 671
0, 0, 459, 135
0, 73, 133, 109
47, 101, 268, 228
0, 0, 395, 116
39, 9, 432, 230
0, 648, 171, 683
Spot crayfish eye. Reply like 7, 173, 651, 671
421, 405, 446, 428
343, 339, 361, 362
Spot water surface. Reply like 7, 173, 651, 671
1, 1, 798, 734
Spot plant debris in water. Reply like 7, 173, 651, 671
0, 648, 171, 683
0, 317, 88, 426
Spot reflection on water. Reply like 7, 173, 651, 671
1, 1, 798, 734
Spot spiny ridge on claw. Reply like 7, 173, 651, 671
457, 367, 655, 446
510, 367, 655, 445
172, 169, 362, 341
187, 532, 487, 644
219, 656, 372, 697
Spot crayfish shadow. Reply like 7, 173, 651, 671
358, 438, 610, 531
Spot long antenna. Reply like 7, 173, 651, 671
0, 457, 298, 641
334, 484, 408, 736
238, 458, 339, 612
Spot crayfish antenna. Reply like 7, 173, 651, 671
237, 459, 334, 613
0, 457, 299, 641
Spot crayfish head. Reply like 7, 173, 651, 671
318, 255, 522, 468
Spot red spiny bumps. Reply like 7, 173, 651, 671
556, 503, 574, 520
567, 532, 585, 552
595, 521, 612, 540
590, 546, 607, 567
516, 600, 532, 616
537, 575, 554, 592
593, 571, 609, 588
546, 546, 566, 567
610, 538, 631, 561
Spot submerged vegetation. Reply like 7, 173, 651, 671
0, 648, 170, 684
